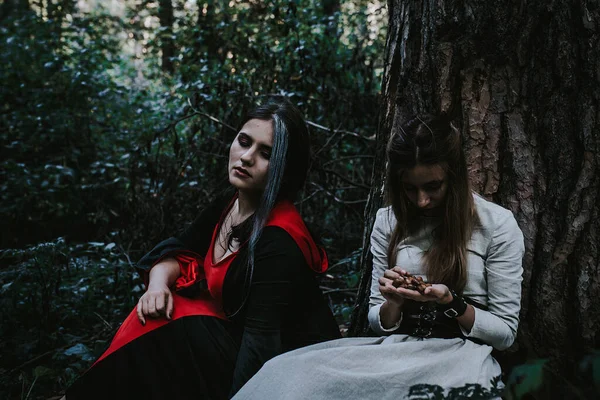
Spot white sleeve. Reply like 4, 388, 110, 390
367, 208, 403, 334
460, 212, 525, 350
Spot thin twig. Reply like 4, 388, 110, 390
306, 120, 374, 141
118, 243, 135, 270
24, 375, 38, 400
8, 331, 107, 375
187, 99, 237, 131
320, 168, 370, 190
309, 182, 368, 205
314, 126, 343, 156
322, 155, 374, 167
10, 349, 61, 375
320, 287, 358, 296
296, 188, 323, 204
326, 249, 362, 271
154, 103, 236, 140
94, 312, 113, 330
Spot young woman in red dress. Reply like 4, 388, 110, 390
64, 98, 341, 399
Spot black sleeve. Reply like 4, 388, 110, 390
228, 227, 306, 397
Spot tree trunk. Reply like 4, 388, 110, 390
0, 0, 30, 22
158, 0, 175, 73
350, 0, 600, 376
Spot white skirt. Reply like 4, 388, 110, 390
233, 335, 502, 400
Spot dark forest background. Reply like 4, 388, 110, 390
1, 1, 385, 398
1, 1, 599, 399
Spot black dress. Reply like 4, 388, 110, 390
66, 196, 341, 400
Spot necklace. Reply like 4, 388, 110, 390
216, 199, 252, 254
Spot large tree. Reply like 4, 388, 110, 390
350, 0, 599, 377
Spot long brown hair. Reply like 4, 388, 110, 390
385, 114, 478, 293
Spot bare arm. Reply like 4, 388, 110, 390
148, 258, 180, 288
136, 258, 180, 325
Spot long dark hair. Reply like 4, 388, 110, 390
385, 114, 478, 292
228, 97, 310, 316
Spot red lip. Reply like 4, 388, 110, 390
233, 166, 251, 177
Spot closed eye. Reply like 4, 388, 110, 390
424, 182, 443, 191
238, 133, 251, 147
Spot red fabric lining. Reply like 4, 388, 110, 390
174, 253, 206, 290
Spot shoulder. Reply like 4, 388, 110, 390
255, 226, 304, 259
373, 206, 396, 235
473, 193, 518, 231
472, 193, 524, 251
250, 227, 307, 281
259, 225, 299, 244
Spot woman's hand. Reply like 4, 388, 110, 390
379, 266, 409, 307
136, 258, 181, 325
381, 267, 453, 304
136, 283, 174, 325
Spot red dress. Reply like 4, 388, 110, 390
66, 198, 334, 400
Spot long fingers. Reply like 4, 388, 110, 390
155, 292, 165, 316
137, 300, 146, 325
390, 266, 407, 275
383, 269, 402, 281
166, 292, 174, 320
379, 276, 396, 288
146, 296, 158, 317
395, 286, 438, 302
137, 290, 174, 326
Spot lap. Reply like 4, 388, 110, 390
67, 315, 240, 400
233, 335, 501, 400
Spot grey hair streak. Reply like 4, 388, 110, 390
228, 114, 289, 317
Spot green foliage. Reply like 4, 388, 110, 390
0, 237, 141, 398
1, 0, 385, 257
5, 3, 597, 400
504, 359, 547, 399
502, 355, 600, 400
2, 1, 384, 397
0, 8, 133, 248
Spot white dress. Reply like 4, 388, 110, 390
233, 194, 525, 400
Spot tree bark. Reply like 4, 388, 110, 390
158, 0, 175, 73
350, 0, 600, 375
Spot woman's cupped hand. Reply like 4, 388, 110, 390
379, 267, 452, 305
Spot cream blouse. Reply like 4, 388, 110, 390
368, 193, 525, 350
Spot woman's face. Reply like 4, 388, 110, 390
228, 118, 274, 194
401, 163, 448, 212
